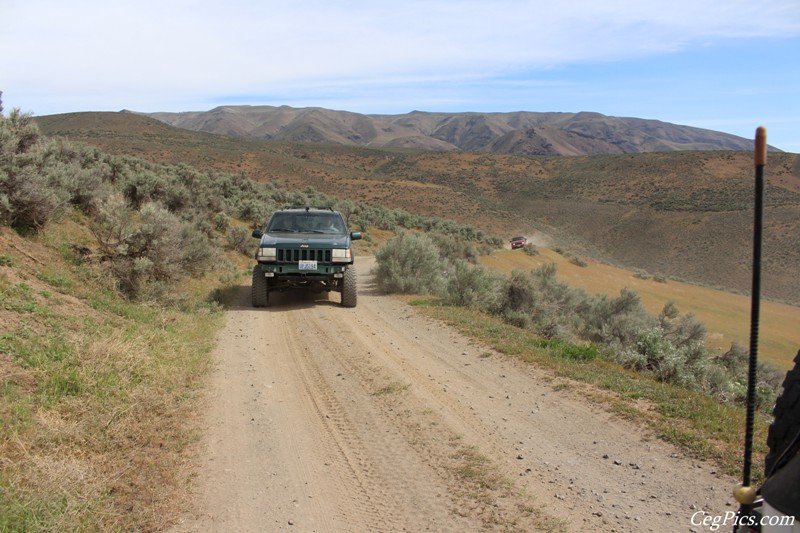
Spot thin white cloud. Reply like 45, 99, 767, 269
1, 0, 799, 149
5, 0, 798, 90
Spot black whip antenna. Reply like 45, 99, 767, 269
733, 126, 767, 513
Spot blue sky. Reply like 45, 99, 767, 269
2, 0, 799, 151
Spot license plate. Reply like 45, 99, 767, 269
299, 260, 318, 271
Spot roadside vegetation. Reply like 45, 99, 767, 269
0, 99, 499, 530
374, 231, 786, 479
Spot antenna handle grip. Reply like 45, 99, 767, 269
755, 126, 767, 166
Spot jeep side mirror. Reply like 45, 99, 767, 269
350, 231, 362, 240
252, 229, 263, 239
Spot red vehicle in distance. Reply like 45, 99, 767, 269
510, 236, 527, 250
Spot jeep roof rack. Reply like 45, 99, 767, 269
281, 205, 335, 212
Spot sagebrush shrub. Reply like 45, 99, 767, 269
239, 198, 275, 228
432, 233, 480, 264
705, 364, 735, 402
500, 269, 541, 315
580, 288, 652, 349
374, 232, 445, 294
712, 342, 781, 408
92, 200, 212, 298
13, 171, 67, 228
0, 111, 68, 228
178, 222, 215, 275
444, 259, 502, 310
670, 312, 707, 347
569, 255, 588, 267
618, 327, 708, 389
502, 309, 532, 329
226, 225, 252, 255
717, 341, 748, 373
522, 243, 539, 256
213, 211, 230, 232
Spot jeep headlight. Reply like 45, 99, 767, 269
258, 247, 276, 261
331, 248, 352, 262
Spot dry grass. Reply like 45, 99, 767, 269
0, 225, 224, 531
481, 248, 800, 370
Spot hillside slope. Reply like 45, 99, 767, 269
0, 222, 224, 531
35, 112, 800, 305
145, 106, 765, 155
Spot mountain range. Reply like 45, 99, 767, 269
143, 106, 764, 156
33, 110, 800, 306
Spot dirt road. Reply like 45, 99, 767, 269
170, 257, 736, 532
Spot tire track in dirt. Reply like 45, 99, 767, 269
278, 302, 485, 532
171, 256, 737, 532
274, 311, 406, 532
299, 304, 551, 530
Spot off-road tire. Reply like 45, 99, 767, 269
764, 349, 800, 476
341, 265, 357, 308
252, 266, 269, 308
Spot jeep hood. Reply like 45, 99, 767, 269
260, 232, 350, 248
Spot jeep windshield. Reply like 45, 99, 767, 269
266, 212, 346, 235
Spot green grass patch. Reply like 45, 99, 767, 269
528, 338, 600, 361
0, 279, 37, 313
36, 270, 75, 292
0, 487, 70, 533
372, 381, 411, 396
1, 328, 74, 369
408, 298, 440, 306
451, 446, 496, 489
0, 237, 225, 531
40, 364, 83, 407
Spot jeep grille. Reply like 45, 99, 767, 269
277, 248, 332, 263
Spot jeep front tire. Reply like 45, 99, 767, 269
341, 265, 357, 308
252, 266, 269, 308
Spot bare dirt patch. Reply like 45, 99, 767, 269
170, 257, 736, 532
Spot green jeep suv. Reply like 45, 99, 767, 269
251, 206, 361, 308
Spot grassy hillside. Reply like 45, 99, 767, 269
35, 112, 800, 307
0, 221, 227, 531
